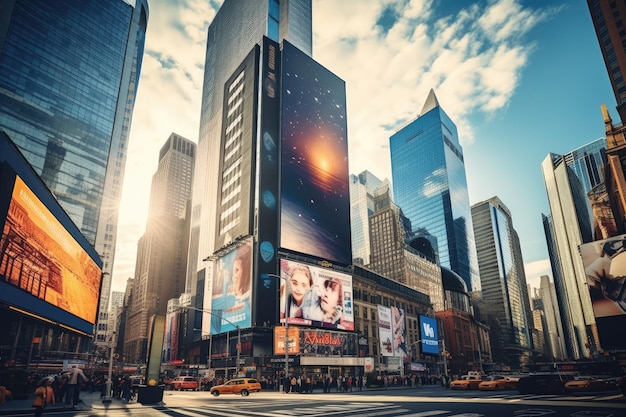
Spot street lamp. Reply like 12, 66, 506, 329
182, 306, 241, 380
102, 314, 117, 403
263, 273, 291, 382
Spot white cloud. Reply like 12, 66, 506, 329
524, 258, 552, 292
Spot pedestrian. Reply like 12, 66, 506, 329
65, 365, 89, 406
32, 378, 48, 417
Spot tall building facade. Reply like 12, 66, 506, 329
349, 170, 389, 265
390, 89, 480, 292
541, 139, 607, 359
587, 0, 626, 123
538, 275, 567, 360
125, 133, 195, 362
0, 0, 149, 344
186, 0, 312, 303
471, 196, 533, 368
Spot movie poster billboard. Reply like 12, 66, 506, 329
209, 237, 253, 333
391, 306, 408, 361
279, 40, 351, 266
0, 175, 102, 330
377, 305, 393, 357
279, 258, 354, 331
419, 315, 439, 355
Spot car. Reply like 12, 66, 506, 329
478, 375, 507, 391
172, 376, 199, 391
210, 378, 262, 397
449, 375, 483, 390
504, 376, 521, 390
564, 376, 607, 392
517, 374, 574, 395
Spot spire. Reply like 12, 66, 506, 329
420, 88, 439, 115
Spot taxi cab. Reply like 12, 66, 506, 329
210, 378, 262, 397
478, 375, 507, 391
564, 376, 606, 392
450, 374, 483, 390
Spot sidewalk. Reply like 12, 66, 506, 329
0, 390, 163, 415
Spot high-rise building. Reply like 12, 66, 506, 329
349, 170, 389, 265
587, 0, 626, 123
186, 0, 312, 303
125, 133, 195, 362
538, 275, 567, 360
390, 89, 480, 292
471, 196, 533, 368
541, 139, 607, 359
0, 0, 149, 344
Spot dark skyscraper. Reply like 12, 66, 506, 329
0, 0, 148, 344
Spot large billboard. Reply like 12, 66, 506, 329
419, 315, 439, 355
274, 326, 358, 356
279, 40, 352, 266
377, 305, 408, 361
209, 237, 253, 333
279, 258, 354, 331
0, 173, 102, 334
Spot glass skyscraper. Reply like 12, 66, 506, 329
0, 0, 149, 342
390, 89, 480, 292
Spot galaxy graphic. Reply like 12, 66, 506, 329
279, 42, 351, 265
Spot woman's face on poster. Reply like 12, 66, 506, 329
289, 271, 311, 305
233, 259, 242, 290
321, 279, 341, 314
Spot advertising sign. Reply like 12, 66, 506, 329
209, 237, 253, 333
391, 307, 409, 361
279, 40, 351, 265
274, 326, 358, 356
0, 175, 102, 329
279, 258, 354, 330
419, 315, 439, 355
273, 325, 300, 355
377, 305, 394, 357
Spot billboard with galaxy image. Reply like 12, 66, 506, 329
279, 40, 351, 266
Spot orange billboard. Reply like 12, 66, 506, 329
274, 325, 300, 355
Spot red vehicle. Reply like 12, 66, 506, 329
172, 376, 199, 391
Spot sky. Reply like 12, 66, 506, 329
110, 0, 617, 296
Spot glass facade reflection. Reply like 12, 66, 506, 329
390, 90, 480, 292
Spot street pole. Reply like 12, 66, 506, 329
236, 325, 241, 377
284, 276, 291, 381
442, 337, 448, 377
103, 324, 116, 403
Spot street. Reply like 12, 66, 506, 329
40, 386, 626, 417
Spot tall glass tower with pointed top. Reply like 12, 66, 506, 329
390, 89, 480, 292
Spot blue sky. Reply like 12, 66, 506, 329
111, 0, 617, 295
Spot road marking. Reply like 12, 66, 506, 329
592, 394, 623, 401
401, 412, 450, 417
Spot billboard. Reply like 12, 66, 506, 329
279, 258, 353, 331
209, 237, 253, 333
377, 305, 408, 361
0, 173, 102, 333
419, 315, 439, 355
279, 40, 352, 265
274, 326, 358, 356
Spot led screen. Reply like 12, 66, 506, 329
209, 237, 253, 333
0, 175, 102, 328
279, 40, 351, 265
279, 258, 353, 331
419, 315, 439, 355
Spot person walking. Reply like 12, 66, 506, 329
66, 365, 88, 406
32, 378, 49, 417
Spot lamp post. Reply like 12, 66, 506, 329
264, 273, 291, 381
102, 315, 117, 403
182, 306, 240, 379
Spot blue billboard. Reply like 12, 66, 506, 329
419, 315, 439, 355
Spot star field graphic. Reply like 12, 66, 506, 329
279, 42, 351, 265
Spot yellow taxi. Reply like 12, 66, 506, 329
450, 375, 483, 390
564, 376, 606, 392
210, 378, 262, 397
478, 375, 507, 391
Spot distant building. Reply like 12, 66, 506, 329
390, 89, 479, 292
537, 275, 567, 360
349, 170, 389, 265
124, 133, 195, 363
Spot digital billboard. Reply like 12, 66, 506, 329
419, 315, 439, 355
377, 305, 408, 360
279, 40, 352, 266
0, 174, 102, 333
279, 258, 354, 331
208, 237, 253, 333
274, 326, 358, 356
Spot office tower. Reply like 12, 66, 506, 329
390, 89, 480, 292
471, 197, 533, 368
0, 0, 149, 344
186, 0, 312, 302
350, 170, 389, 265
538, 275, 567, 360
541, 139, 607, 359
125, 133, 195, 362
588, 0, 626, 123
369, 186, 445, 311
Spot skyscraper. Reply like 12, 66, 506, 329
124, 133, 195, 362
538, 275, 567, 360
0, 0, 149, 344
186, 0, 312, 303
587, 0, 626, 123
471, 196, 533, 367
349, 170, 389, 265
541, 139, 607, 359
390, 89, 480, 292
